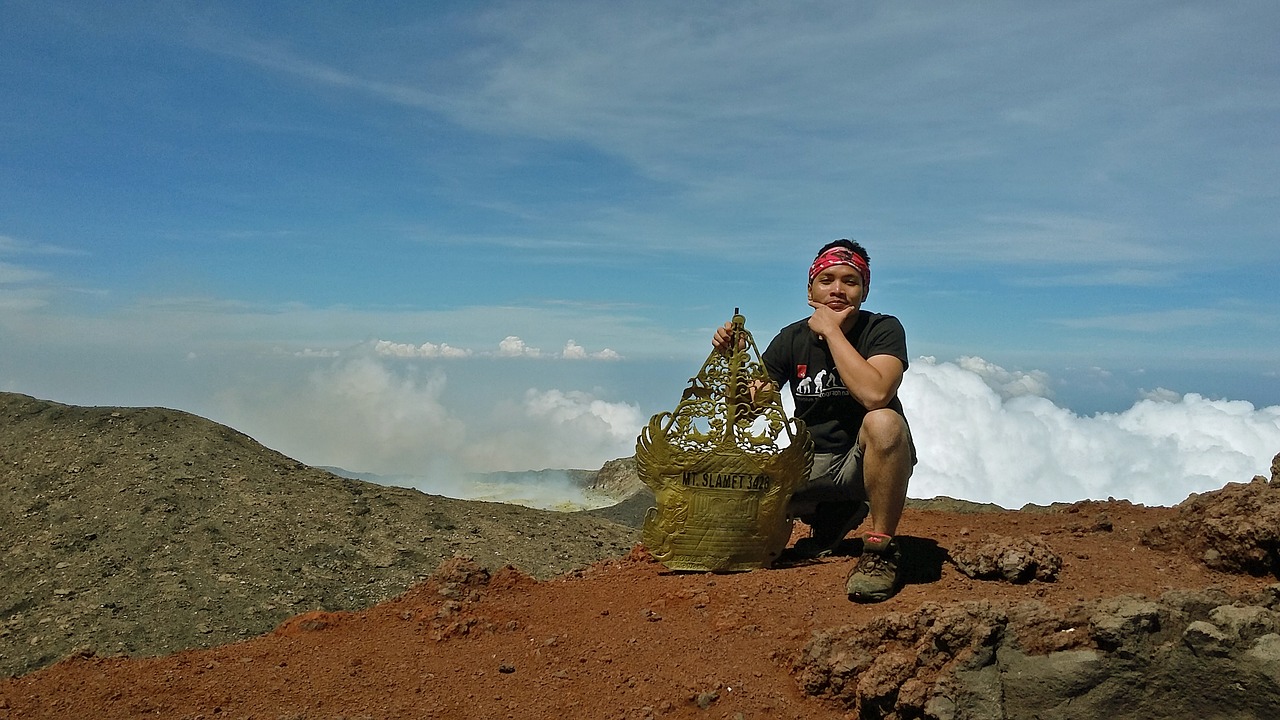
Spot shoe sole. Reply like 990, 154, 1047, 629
848, 588, 896, 603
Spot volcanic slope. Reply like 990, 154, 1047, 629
0, 392, 638, 677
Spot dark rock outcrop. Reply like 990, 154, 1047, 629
1143, 453, 1280, 577
795, 586, 1280, 719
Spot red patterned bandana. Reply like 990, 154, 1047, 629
807, 247, 870, 288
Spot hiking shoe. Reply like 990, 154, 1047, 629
791, 501, 869, 559
846, 532, 900, 603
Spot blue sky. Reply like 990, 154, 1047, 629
2, 1, 1278, 506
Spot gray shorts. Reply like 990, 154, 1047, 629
791, 447, 868, 506
789, 419, 916, 509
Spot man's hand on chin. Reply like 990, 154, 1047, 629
807, 300, 852, 340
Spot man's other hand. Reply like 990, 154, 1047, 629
712, 321, 738, 354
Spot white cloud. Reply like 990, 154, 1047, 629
364, 338, 621, 361
1140, 387, 1182, 403
373, 339, 471, 359
294, 348, 341, 358
902, 357, 1280, 507
217, 356, 643, 484
0, 234, 83, 257
0, 262, 49, 285
221, 357, 467, 477
461, 387, 643, 472
496, 336, 540, 357
526, 388, 641, 439
562, 340, 622, 360
40, 341, 1275, 512
954, 355, 1053, 400
312, 359, 466, 468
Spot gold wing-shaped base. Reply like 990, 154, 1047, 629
636, 312, 812, 571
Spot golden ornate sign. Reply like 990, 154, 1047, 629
636, 311, 813, 571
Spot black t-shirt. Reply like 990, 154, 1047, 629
761, 311, 909, 453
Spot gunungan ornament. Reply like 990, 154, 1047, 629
636, 311, 813, 571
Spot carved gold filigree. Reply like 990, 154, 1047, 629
636, 311, 813, 571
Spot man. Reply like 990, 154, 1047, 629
713, 239, 914, 602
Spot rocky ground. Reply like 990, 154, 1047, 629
2, 391, 1279, 718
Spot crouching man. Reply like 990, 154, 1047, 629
712, 239, 915, 602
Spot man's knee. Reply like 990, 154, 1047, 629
859, 409, 909, 453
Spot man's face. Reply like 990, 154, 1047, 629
808, 264, 867, 310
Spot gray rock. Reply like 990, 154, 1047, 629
1183, 620, 1231, 657
1246, 633, 1280, 688
797, 589, 1280, 718
1209, 604, 1280, 644
1090, 597, 1162, 652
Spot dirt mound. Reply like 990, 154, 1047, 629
4, 391, 1280, 718
0, 392, 638, 677
1143, 454, 1280, 577
949, 534, 1063, 583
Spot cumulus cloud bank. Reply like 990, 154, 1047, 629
374, 339, 472, 359
462, 387, 644, 472
903, 358, 1280, 507
225, 352, 1279, 511
224, 354, 643, 507
240, 357, 467, 477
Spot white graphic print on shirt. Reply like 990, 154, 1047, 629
794, 368, 849, 399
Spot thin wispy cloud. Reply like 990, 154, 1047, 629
1011, 269, 1180, 288
0, 263, 49, 286
373, 337, 620, 361
104, 3, 1275, 271
1056, 308, 1236, 333
190, 31, 454, 114
0, 235, 84, 257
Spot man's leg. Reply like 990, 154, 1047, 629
847, 408, 913, 602
788, 453, 868, 559
859, 408, 913, 536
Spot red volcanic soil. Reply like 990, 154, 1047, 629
4, 502, 1273, 720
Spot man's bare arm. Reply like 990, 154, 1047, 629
824, 333, 903, 410
807, 302, 902, 409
